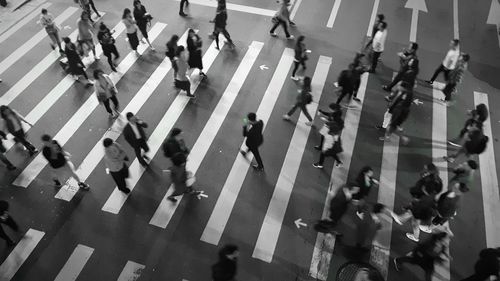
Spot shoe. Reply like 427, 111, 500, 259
78, 182, 90, 190
382, 85, 390, 92
140, 161, 149, 167
356, 211, 364, 220
50, 44, 55, 50
150, 46, 156, 51
289, 21, 296, 26
111, 66, 117, 72
270, 32, 278, 37
286, 35, 295, 40
384, 96, 392, 102
179, 12, 187, 17
393, 258, 401, 271
335, 161, 343, 168
392, 213, 403, 225
375, 125, 384, 130
167, 196, 178, 202
419, 225, 432, 233
185, 0, 189, 6
447, 140, 461, 147
7, 165, 16, 171
379, 136, 389, 141
305, 121, 312, 126
282, 114, 291, 120
312, 163, 323, 169
6, 240, 16, 247
54, 180, 62, 188
252, 164, 264, 171
143, 155, 150, 161
240, 150, 247, 157
314, 145, 321, 151
29, 149, 39, 156
425, 80, 433, 85
406, 233, 419, 242
291, 76, 299, 81
121, 188, 131, 194
187, 94, 196, 98
0, 79, 2, 83
353, 97, 361, 102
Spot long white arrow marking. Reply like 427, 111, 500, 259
326, 0, 342, 28
405, 0, 428, 42
294, 218, 307, 229
367, 0, 381, 37
487, 0, 500, 47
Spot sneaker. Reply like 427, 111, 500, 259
54, 180, 62, 188
314, 145, 321, 151
121, 188, 131, 194
291, 76, 299, 81
286, 35, 295, 40
269, 32, 278, 37
282, 114, 291, 120
356, 211, 364, 220
384, 95, 392, 102
312, 163, 323, 169
179, 12, 187, 17
305, 121, 313, 126
167, 196, 178, 202
187, 94, 196, 98
353, 97, 361, 102
150, 46, 156, 51
393, 258, 401, 271
406, 233, 419, 242
391, 213, 403, 225
78, 182, 90, 190
425, 80, 433, 85
289, 21, 296, 26
29, 149, 39, 156
382, 85, 390, 92
419, 225, 432, 233
335, 161, 343, 168
252, 164, 264, 171
240, 150, 247, 157
447, 140, 461, 147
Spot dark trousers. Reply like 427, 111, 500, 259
214, 28, 233, 49
386, 71, 404, 90
88, 0, 99, 16
0, 216, 19, 244
336, 88, 355, 104
103, 44, 119, 69
371, 51, 382, 71
397, 256, 433, 281
133, 139, 150, 165
0, 153, 14, 168
442, 82, 456, 101
110, 165, 129, 191
460, 273, 493, 281
270, 19, 290, 37
318, 151, 341, 165
103, 96, 119, 114
248, 145, 264, 168
287, 103, 312, 121
11, 129, 36, 152
430, 64, 450, 82
292, 60, 306, 77
179, 0, 189, 13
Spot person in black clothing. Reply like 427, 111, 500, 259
432, 182, 468, 226
212, 10, 234, 50
97, 22, 120, 72
380, 82, 413, 141
240, 112, 264, 171
123, 112, 150, 167
62, 37, 93, 86
352, 166, 379, 217
336, 64, 360, 104
448, 103, 488, 147
355, 203, 384, 251
315, 103, 343, 150
352, 52, 368, 96
382, 42, 419, 93
212, 244, 239, 281
0, 105, 38, 156
393, 193, 437, 242
163, 128, 190, 161
166, 35, 179, 80
283, 76, 314, 126
410, 163, 443, 199
445, 127, 488, 164
41, 134, 89, 189
0, 130, 16, 170
313, 128, 343, 168
179, 0, 189, 16
133, 0, 154, 50
461, 248, 500, 281
291, 35, 308, 80
0, 200, 20, 247
394, 232, 450, 281
187, 29, 206, 77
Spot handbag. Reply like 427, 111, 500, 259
186, 171, 196, 187
382, 110, 392, 129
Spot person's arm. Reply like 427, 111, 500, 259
137, 119, 148, 128
13, 109, 33, 127
0, 130, 6, 139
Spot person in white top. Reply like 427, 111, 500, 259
426, 39, 460, 85
370, 21, 388, 73
40, 8, 63, 53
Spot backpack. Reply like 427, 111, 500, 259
304, 92, 313, 104
474, 135, 489, 154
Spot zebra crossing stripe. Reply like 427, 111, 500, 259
0, 2, 52, 44
117, 261, 145, 281
309, 73, 369, 280
200, 48, 294, 242
0, 229, 45, 281
252, 56, 332, 262
12, 23, 166, 188
54, 244, 94, 281
54, 29, 190, 202
0, 7, 78, 76
174, 0, 276, 17
147, 41, 263, 225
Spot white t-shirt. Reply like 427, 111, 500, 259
442, 48, 460, 70
372, 29, 387, 52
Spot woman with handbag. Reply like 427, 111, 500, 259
167, 152, 201, 202
187, 29, 206, 77
166, 35, 179, 80
313, 128, 343, 169
40, 8, 64, 54
97, 22, 120, 72
0, 105, 38, 156
283, 76, 314, 126
103, 138, 131, 194
62, 37, 93, 86
174, 46, 195, 98
77, 11, 98, 60
291, 35, 307, 80
133, 0, 155, 50
122, 8, 140, 55
94, 69, 119, 118
380, 82, 413, 141
269, 0, 294, 39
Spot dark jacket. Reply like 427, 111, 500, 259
410, 194, 437, 222
123, 121, 148, 148
133, 5, 148, 26
65, 43, 84, 67
411, 173, 443, 199
352, 172, 375, 200
42, 140, 67, 169
163, 137, 189, 158
215, 11, 228, 28
166, 41, 178, 60
436, 191, 460, 218
212, 257, 237, 281
474, 248, 500, 277
338, 69, 354, 91
243, 120, 263, 148
329, 187, 351, 223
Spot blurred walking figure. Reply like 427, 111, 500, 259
122, 8, 140, 55
409, 163, 443, 199
133, 0, 155, 50
313, 128, 343, 169
166, 153, 201, 202
166, 35, 180, 80
460, 248, 500, 281
212, 244, 239, 281
336, 64, 359, 104
445, 126, 488, 163
41, 134, 89, 189
379, 82, 413, 141
187, 29, 206, 77
448, 103, 488, 147
426, 39, 460, 85
77, 0, 101, 23
0, 130, 16, 170
97, 22, 120, 72
269, 0, 294, 39
0, 105, 38, 156
163, 128, 189, 161
441, 53, 469, 105
40, 8, 63, 54
179, 0, 189, 16
94, 69, 120, 118
0, 200, 20, 247
240, 112, 264, 171
62, 37, 93, 86
448, 160, 477, 190
382, 42, 419, 94
291, 36, 308, 80
77, 11, 98, 60
370, 21, 387, 73
174, 46, 195, 98
352, 166, 379, 217
316, 103, 343, 150
431, 182, 467, 227
392, 193, 437, 242
123, 112, 150, 167
103, 138, 131, 194
212, 9, 234, 50
355, 203, 384, 251
393, 232, 450, 281
283, 76, 314, 126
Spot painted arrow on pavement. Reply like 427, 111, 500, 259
294, 218, 307, 229
413, 98, 423, 105
259, 64, 269, 70
405, 0, 428, 42
487, 0, 500, 47
197, 191, 208, 200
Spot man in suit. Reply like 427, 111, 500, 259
240, 112, 264, 171
123, 112, 149, 166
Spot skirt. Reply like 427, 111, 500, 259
127, 32, 139, 51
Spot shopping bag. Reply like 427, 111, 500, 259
382, 110, 392, 129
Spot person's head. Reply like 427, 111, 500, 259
133, 0, 141, 7
376, 14, 385, 22
126, 112, 136, 122
99, 22, 107, 31
218, 244, 239, 260
297, 35, 305, 43
474, 103, 489, 122
282, 0, 291, 6
170, 128, 182, 138
171, 152, 187, 166
80, 11, 89, 21
41, 8, 48, 15
188, 28, 195, 37
41, 134, 52, 145
93, 69, 104, 80
176, 45, 185, 57
247, 112, 257, 123
103, 138, 114, 148
378, 21, 387, 30
360, 166, 374, 178
467, 160, 478, 170
169, 34, 179, 44
122, 8, 132, 19
372, 203, 385, 214
302, 76, 311, 89
424, 163, 438, 175
0, 105, 13, 119
63, 37, 71, 44
450, 39, 460, 49
461, 53, 470, 63
452, 182, 469, 194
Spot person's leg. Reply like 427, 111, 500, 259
221, 29, 233, 44
429, 64, 445, 82
179, 0, 187, 14
111, 44, 120, 59
12, 130, 36, 153
4, 216, 19, 232
249, 146, 264, 168
64, 161, 82, 183
0, 225, 14, 245
336, 89, 348, 104
411, 217, 421, 239
291, 61, 300, 77
299, 104, 313, 122
371, 52, 381, 71
103, 99, 113, 114
140, 139, 150, 153
89, 0, 100, 16
110, 95, 119, 111
331, 152, 342, 165
443, 68, 450, 82
214, 30, 220, 49
134, 145, 147, 165
270, 21, 280, 34
280, 20, 291, 37
318, 152, 326, 165
111, 170, 128, 192
286, 103, 299, 117
0, 153, 15, 169
385, 72, 403, 90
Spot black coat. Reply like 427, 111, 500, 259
212, 257, 237, 281
187, 34, 203, 69
162, 137, 189, 158
0, 130, 6, 153
123, 121, 148, 148
329, 188, 350, 223
243, 120, 263, 148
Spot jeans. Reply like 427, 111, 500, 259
103, 96, 119, 114
270, 18, 290, 37
214, 28, 233, 49
102, 44, 119, 69
292, 60, 306, 77
287, 103, 312, 121
371, 51, 382, 71
430, 64, 450, 82
318, 151, 341, 165
336, 88, 355, 104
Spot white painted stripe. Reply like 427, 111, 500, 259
289, 0, 302, 20
174, 0, 276, 17
366, 0, 380, 37
326, 0, 342, 28
0, 7, 78, 76
148, 41, 263, 226
409, 9, 419, 42
0, 2, 52, 44
54, 244, 94, 281
117, 261, 145, 281
12, 23, 166, 188
199, 48, 294, 239
0, 229, 45, 281
474, 92, 500, 248
309, 73, 369, 280
54, 29, 190, 202
453, 0, 459, 40
252, 56, 331, 263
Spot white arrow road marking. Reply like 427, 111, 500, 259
413, 98, 423, 105
453, 0, 459, 39
405, 0, 428, 42
487, 0, 500, 47
259, 64, 269, 70
197, 191, 208, 200
294, 218, 307, 229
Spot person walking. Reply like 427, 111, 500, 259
166, 153, 201, 202
313, 128, 343, 168
163, 128, 190, 161
426, 39, 460, 85
0, 105, 38, 156
62, 37, 93, 86
431, 182, 467, 227
269, 0, 294, 39
77, 11, 98, 60
41, 134, 89, 189
166, 35, 179, 80
393, 232, 450, 281
40, 8, 63, 54
123, 112, 150, 167
103, 138, 131, 194
283, 76, 314, 126
379, 82, 413, 141
187, 29, 206, 77
365, 14, 385, 48
370, 21, 387, 73
212, 9, 234, 50
409, 163, 443, 199
212, 244, 239, 281
315, 103, 343, 150
78, 0, 101, 23
445, 127, 488, 163
174, 46, 195, 98
448, 104, 488, 147
355, 203, 384, 251
97, 22, 120, 72
94, 69, 119, 118
336, 64, 359, 104
0, 130, 16, 170
291, 35, 308, 80
0, 200, 20, 247
461, 248, 500, 281
382, 42, 419, 93
352, 166, 379, 217
392, 193, 437, 242
122, 8, 140, 55
448, 160, 477, 190
178, 0, 189, 16
441, 53, 469, 105
133, 0, 155, 50
240, 112, 264, 171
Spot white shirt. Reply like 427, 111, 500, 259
372, 29, 387, 52
129, 122, 142, 140
442, 48, 460, 70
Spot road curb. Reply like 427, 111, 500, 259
0, 0, 47, 36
